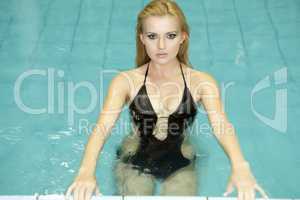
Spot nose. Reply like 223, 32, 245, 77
158, 36, 166, 50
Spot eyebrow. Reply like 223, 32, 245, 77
145, 31, 178, 34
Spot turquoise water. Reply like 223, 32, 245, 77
0, 0, 299, 198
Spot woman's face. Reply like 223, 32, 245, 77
140, 15, 186, 65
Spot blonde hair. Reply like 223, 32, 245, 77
135, 0, 192, 68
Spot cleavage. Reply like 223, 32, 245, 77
145, 83, 185, 117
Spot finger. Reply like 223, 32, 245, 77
244, 190, 249, 200
95, 187, 102, 196
84, 187, 93, 200
74, 187, 79, 200
245, 189, 254, 200
65, 183, 76, 199
238, 191, 243, 200
79, 186, 86, 200
255, 184, 269, 200
249, 189, 256, 200
223, 181, 234, 196
64, 192, 69, 200
238, 190, 244, 200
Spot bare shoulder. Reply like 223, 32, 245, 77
188, 67, 218, 86
125, 64, 148, 78
110, 70, 129, 87
187, 67, 220, 102
111, 64, 147, 92
121, 64, 148, 86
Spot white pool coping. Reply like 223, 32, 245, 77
0, 196, 294, 200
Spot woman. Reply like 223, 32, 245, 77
65, 0, 269, 199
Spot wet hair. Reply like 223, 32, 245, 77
135, 0, 192, 68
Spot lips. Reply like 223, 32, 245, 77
156, 53, 168, 58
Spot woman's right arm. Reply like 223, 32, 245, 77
65, 72, 130, 200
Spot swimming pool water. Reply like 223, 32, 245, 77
0, 0, 299, 198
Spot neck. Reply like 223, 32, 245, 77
149, 59, 182, 76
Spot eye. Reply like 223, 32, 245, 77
167, 33, 177, 39
147, 34, 157, 40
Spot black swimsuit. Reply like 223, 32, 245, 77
119, 62, 198, 180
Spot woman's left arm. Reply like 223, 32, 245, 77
197, 72, 269, 200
